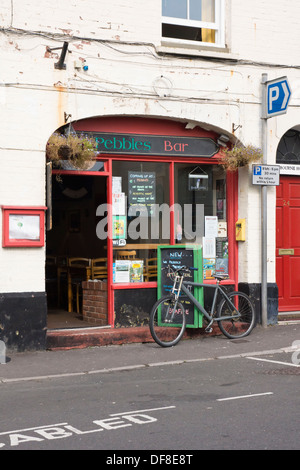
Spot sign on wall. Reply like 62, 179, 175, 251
157, 245, 203, 328
91, 132, 219, 157
2, 206, 47, 247
128, 171, 156, 215
252, 164, 280, 186
263, 76, 292, 118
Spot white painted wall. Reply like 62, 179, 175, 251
0, 0, 300, 292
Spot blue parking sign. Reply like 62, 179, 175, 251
252, 164, 280, 186
253, 165, 262, 175
265, 77, 291, 118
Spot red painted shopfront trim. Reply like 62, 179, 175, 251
169, 161, 175, 244
74, 116, 218, 139
226, 170, 239, 290
66, 117, 239, 326
107, 159, 114, 326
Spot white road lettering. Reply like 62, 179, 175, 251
34, 427, 73, 440
93, 417, 132, 430
10, 433, 44, 447
0, 406, 173, 448
123, 414, 157, 424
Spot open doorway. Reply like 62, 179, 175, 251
46, 173, 108, 329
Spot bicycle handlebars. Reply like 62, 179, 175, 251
165, 264, 229, 280
165, 265, 197, 277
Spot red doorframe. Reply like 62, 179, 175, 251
51, 164, 114, 324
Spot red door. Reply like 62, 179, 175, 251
276, 176, 300, 311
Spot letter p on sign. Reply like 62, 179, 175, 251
265, 76, 291, 118
269, 86, 279, 111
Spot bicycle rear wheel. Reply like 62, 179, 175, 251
217, 291, 255, 339
149, 295, 186, 347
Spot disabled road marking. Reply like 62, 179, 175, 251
0, 406, 175, 448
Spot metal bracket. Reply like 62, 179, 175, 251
64, 112, 72, 123
48, 42, 69, 70
232, 123, 242, 133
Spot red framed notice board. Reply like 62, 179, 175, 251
2, 206, 47, 247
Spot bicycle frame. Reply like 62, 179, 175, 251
173, 278, 240, 323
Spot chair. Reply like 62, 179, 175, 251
91, 258, 107, 280
144, 257, 157, 282
68, 257, 91, 271
116, 250, 136, 260
67, 258, 91, 313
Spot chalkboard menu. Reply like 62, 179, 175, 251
128, 171, 156, 215
157, 245, 203, 328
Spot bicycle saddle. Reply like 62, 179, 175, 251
212, 274, 229, 281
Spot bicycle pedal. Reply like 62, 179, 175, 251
205, 327, 213, 333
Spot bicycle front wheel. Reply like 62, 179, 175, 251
217, 291, 255, 339
149, 295, 186, 347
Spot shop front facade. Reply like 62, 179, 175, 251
1, 1, 300, 351
46, 116, 239, 332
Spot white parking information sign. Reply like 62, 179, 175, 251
252, 165, 280, 186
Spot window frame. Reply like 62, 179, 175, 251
162, 0, 225, 48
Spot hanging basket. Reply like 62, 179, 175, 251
57, 144, 72, 159
219, 144, 263, 171
46, 132, 98, 169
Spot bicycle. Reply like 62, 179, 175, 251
149, 265, 256, 347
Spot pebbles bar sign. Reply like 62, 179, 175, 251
90, 132, 219, 157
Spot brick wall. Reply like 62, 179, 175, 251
82, 281, 108, 326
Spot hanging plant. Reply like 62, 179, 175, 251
219, 144, 263, 171
46, 132, 98, 170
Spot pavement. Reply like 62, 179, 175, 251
0, 321, 299, 383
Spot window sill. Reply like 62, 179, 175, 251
112, 282, 157, 289
157, 41, 237, 61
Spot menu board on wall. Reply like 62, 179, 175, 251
9, 214, 40, 240
157, 245, 203, 328
128, 171, 156, 215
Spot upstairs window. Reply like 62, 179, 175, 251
162, 0, 225, 47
